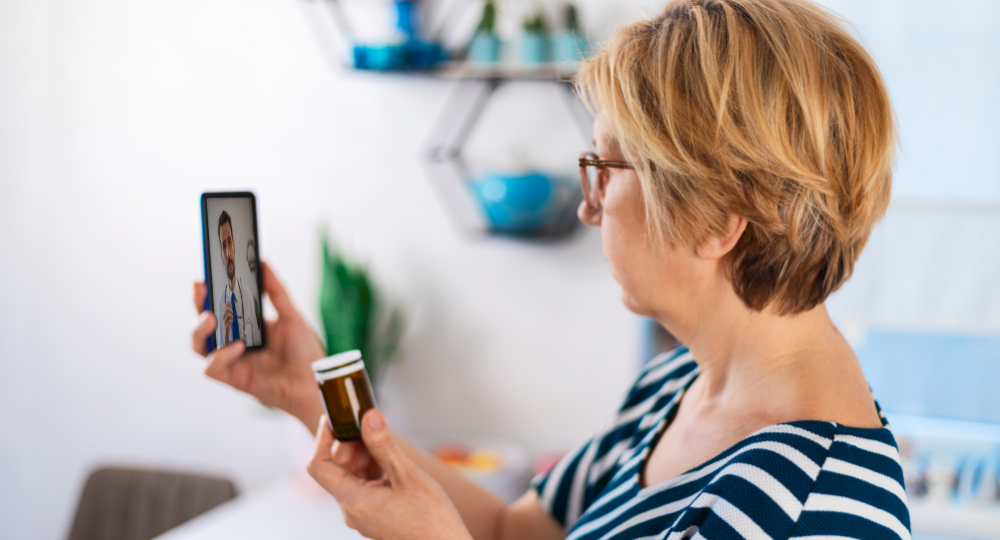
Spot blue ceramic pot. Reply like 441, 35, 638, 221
473, 172, 554, 233
408, 41, 443, 69
519, 32, 550, 65
353, 41, 442, 71
554, 31, 589, 63
469, 33, 502, 64
353, 44, 406, 70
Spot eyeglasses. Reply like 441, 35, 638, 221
579, 151, 635, 212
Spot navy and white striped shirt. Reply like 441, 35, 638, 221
532, 347, 910, 540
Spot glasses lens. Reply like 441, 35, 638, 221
587, 165, 608, 206
579, 153, 604, 210
586, 165, 600, 191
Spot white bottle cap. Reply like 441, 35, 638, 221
311, 349, 363, 373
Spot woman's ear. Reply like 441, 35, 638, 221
578, 199, 602, 226
696, 215, 747, 260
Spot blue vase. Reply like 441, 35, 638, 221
554, 31, 589, 63
394, 0, 416, 41
519, 32, 550, 65
469, 33, 502, 64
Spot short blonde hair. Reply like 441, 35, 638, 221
577, 0, 895, 314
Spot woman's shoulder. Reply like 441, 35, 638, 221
736, 421, 908, 539
790, 422, 910, 538
680, 420, 910, 539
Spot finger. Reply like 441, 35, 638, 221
360, 409, 410, 486
191, 311, 216, 357
331, 440, 375, 479
308, 417, 363, 500
261, 262, 299, 320
203, 340, 246, 384
365, 458, 385, 482
193, 282, 207, 314
311, 416, 336, 466
350, 447, 375, 479
330, 439, 363, 466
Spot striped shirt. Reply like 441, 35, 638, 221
532, 347, 911, 540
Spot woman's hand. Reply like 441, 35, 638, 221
191, 262, 326, 431
309, 410, 473, 540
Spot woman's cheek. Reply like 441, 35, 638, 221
603, 176, 659, 315
601, 212, 642, 305
600, 211, 625, 281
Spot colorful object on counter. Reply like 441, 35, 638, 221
892, 413, 1000, 510
954, 452, 1000, 504
471, 171, 576, 234
434, 444, 469, 465
520, 11, 550, 64
433, 444, 504, 473
420, 435, 530, 502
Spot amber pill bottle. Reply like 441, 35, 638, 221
311, 350, 378, 441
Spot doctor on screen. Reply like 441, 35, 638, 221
215, 210, 262, 347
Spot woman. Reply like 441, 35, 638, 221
191, 0, 907, 538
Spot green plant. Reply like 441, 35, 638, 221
564, 3, 579, 33
476, 0, 497, 35
319, 235, 404, 388
523, 9, 547, 33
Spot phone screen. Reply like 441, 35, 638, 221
201, 192, 266, 352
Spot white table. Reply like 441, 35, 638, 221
154, 476, 363, 540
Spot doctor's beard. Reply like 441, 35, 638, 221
227, 259, 235, 281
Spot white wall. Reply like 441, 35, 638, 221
3, 0, 999, 538
0, 2, 47, 539
0, 1, 645, 539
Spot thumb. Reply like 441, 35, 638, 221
261, 262, 300, 320
204, 340, 246, 384
361, 409, 410, 485
308, 416, 362, 501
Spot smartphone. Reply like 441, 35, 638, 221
201, 191, 266, 353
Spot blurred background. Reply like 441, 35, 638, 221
1, 0, 998, 539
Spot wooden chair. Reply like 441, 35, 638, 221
66, 467, 238, 540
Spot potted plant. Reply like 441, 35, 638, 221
555, 3, 589, 63
318, 236, 404, 390
469, 0, 501, 64
519, 9, 549, 65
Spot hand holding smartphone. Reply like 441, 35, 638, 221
201, 192, 267, 353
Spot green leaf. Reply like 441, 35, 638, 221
476, 1, 496, 34
523, 10, 547, 33
565, 4, 579, 32
318, 234, 404, 389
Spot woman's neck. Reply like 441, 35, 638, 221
663, 288, 848, 407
